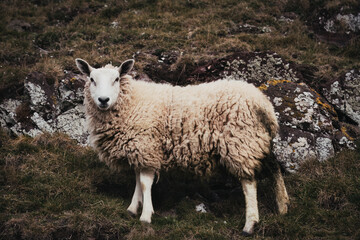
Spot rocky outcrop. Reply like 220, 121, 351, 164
320, 70, 360, 126
183, 52, 359, 172
0, 72, 88, 145
0, 51, 359, 172
312, 6, 360, 46
186, 52, 300, 85
260, 80, 353, 172
320, 13, 360, 34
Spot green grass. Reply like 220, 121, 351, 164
1, 130, 360, 239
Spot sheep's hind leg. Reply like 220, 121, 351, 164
274, 165, 290, 214
241, 178, 259, 236
127, 169, 142, 216
139, 169, 155, 223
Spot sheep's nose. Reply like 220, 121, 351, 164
98, 97, 110, 104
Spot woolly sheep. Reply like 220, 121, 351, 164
75, 58, 290, 235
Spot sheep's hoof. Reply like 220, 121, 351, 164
140, 218, 151, 224
242, 220, 257, 236
241, 231, 252, 237
278, 201, 290, 215
139, 215, 152, 224
278, 203, 289, 215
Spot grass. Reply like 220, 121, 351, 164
1, 0, 359, 95
1, 130, 360, 239
1, 0, 360, 239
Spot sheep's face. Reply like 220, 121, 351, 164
75, 58, 134, 110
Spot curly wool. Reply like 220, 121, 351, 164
85, 75, 279, 179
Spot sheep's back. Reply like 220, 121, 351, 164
163, 79, 277, 177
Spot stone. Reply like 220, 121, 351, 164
195, 203, 207, 213
186, 52, 301, 86
321, 70, 360, 126
58, 73, 86, 112
316, 137, 335, 162
259, 80, 343, 172
336, 13, 360, 33
318, 12, 360, 34
54, 105, 88, 145
25, 72, 58, 120
314, 8, 360, 46
0, 99, 22, 132
31, 112, 54, 133
0, 71, 89, 144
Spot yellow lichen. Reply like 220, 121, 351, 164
341, 126, 355, 141
267, 79, 291, 86
258, 84, 268, 91
315, 97, 336, 115
258, 79, 291, 91
51, 95, 57, 105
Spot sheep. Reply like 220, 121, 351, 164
75, 58, 290, 235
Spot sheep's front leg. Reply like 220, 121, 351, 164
241, 178, 259, 236
127, 169, 142, 216
139, 169, 155, 223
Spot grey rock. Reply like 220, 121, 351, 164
316, 137, 335, 162
336, 13, 360, 33
1, 71, 88, 144
186, 52, 301, 86
31, 112, 54, 133
0, 99, 22, 131
54, 105, 88, 145
272, 130, 317, 172
319, 11, 360, 34
321, 70, 360, 126
259, 80, 344, 172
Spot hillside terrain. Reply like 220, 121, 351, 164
1, 0, 360, 239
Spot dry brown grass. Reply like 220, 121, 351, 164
0, 130, 360, 239
1, 0, 360, 239
1, 0, 359, 93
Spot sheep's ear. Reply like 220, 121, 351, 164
119, 59, 135, 77
75, 58, 93, 76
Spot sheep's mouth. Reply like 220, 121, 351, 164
97, 103, 110, 110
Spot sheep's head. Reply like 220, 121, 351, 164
75, 58, 134, 110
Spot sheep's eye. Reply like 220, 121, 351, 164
114, 77, 120, 82
90, 78, 95, 83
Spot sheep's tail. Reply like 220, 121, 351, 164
268, 114, 279, 139
155, 170, 160, 184
256, 105, 279, 139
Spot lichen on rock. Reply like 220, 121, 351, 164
321, 70, 360, 126
54, 105, 88, 145
0, 71, 89, 144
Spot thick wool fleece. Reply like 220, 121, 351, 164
85, 74, 278, 179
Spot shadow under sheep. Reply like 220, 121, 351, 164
93, 158, 281, 219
